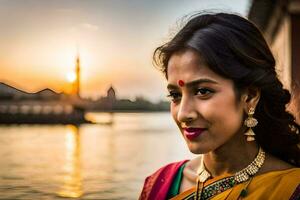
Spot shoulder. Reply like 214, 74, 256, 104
258, 153, 297, 175
139, 160, 189, 200
248, 168, 300, 199
241, 152, 300, 199
276, 168, 300, 183
146, 160, 189, 183
267, 168, 300, 182
257, 153, 300, 183
239, 154, 300, 199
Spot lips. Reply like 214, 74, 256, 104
183, 127, 206, 140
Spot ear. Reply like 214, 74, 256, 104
241, 87, 261, 112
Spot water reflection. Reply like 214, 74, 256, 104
85, 112, 114, 125
57, 125, 83, 198
0, 113, 193, 199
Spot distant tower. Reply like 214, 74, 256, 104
75, 54, 80, 97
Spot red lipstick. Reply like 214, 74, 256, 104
183, 127, 206, 140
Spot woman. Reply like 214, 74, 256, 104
139, 12, 300, 200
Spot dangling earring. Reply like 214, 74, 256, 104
244, 107, 258, 141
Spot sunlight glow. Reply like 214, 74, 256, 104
66, 72, 77, 83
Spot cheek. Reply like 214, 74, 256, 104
199, 94, 243, 131
220, 95, 244, 127
212, 107, 243, 131
221, 113, 243, 138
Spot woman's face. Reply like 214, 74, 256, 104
167, 49, 246, 154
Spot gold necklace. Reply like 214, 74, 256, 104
194, 147, 265, 200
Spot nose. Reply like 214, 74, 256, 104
177, 95, 197, 123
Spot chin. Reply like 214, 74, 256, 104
186, 142, 209, 155
189, 148, 204, 154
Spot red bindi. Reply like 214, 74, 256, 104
178, 80, 185, 87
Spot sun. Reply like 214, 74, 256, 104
66, 72, 77, 83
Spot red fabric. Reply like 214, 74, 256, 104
139, 160, 189, 200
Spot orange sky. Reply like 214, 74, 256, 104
0, 0, 249, 102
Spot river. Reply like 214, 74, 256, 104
0, 112, 195, 200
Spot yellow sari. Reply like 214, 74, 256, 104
171, 168, 300, 200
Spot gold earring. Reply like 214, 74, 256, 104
244, 107, 258, 141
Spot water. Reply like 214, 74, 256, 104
0, 112, 195, 200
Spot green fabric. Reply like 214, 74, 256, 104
167, 163, 186, 199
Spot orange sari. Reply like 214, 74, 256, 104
171, 168, 300, 200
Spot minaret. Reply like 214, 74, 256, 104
75, 54, 80, 97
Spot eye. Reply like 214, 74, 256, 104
167, 91, 181, 102
195, 88, 214, 97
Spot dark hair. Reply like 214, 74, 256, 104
154, 12, 300, 166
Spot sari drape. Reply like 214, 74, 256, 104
139, 160, 189, 200
171, 168, 300, 199
139, 160, 300, 200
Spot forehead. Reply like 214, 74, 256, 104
167, 49, 221, 83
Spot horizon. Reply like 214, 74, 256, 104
0, 81, 168, 103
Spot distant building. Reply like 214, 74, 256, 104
0, 82, 88, 124
107, 85, 116, 101
248, 0, 300, 122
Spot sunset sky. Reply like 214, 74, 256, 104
0, 0, 249, 102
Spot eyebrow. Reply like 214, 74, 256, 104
167, 78, 218, 90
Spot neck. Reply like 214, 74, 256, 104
203, 133, 259, 177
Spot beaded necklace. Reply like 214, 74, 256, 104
194, 147, 265, 200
